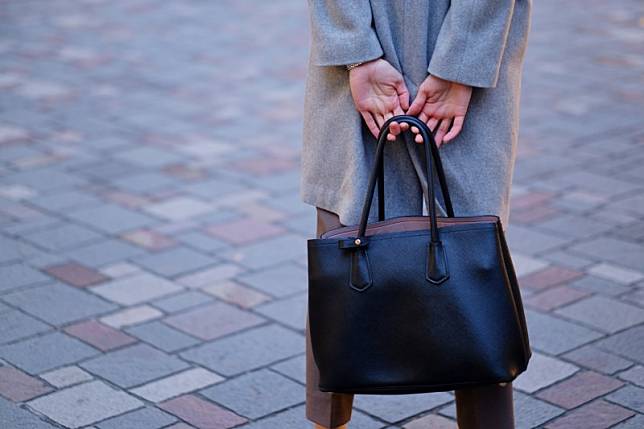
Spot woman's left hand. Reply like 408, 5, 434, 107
406, 74, 472, 147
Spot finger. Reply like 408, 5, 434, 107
443, 116, 465, 142
406, 90, 426, 116
396, 80, 410, 111
374, 112, 385, 129
427, 117, 439, 132
361, 111, 380, 139
434, 118, 452, 147
388, 121, 401, 136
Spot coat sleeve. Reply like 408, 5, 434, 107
428, 0, 515, 88
307, 0, 383, 67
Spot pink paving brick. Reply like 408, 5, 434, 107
524, 285, 590, 311
64, 320, 137, 351
206, 217, 285, 245
230, 155, 296, 176
544, 399, 634, 429
163, 164, 207, 181
203, 280, 271, 309
536, 371, 624, 409
160, 394, 247, 429
511, 205, 560, 224
0, 366, 53, 401
44, 262, 110, 288
519, 266, 584, 291
121, 229, 176, 251
511, 191, 556, 210
164, 301, 264, 340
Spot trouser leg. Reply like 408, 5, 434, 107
305, 207, 354, 427
455, 382, 515, 429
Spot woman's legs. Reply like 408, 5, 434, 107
305, 207, 354, 428
455, 382, 515, 428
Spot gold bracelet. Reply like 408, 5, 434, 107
346, 61, 365, 71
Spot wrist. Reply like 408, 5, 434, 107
346, 56, 382, 72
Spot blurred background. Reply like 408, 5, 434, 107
0, 1, 643, 428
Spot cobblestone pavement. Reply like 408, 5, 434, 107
1, 0, 643, 428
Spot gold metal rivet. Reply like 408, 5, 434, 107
354, 238, 361, 245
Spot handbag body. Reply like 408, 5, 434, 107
307, 115, 531, 394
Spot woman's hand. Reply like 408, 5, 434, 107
349, 58, 411, 141
406, 74, 472, 147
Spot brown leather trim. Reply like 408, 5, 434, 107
320, 215, 499, 239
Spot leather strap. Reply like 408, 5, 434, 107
375, 120, 454, 221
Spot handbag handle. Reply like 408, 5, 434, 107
375, 119, 455, 222
358, 115, 452, 240
340, 115, 451, 286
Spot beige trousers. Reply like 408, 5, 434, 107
305, 207, 515, 428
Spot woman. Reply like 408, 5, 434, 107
300, 1, 532, 428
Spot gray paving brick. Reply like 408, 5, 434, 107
236, 404, 308, 429
0, 396, 58, 429
113, 172, 178, 193
606, 385, 644, 413
125, 321, 199, 352
0, 332, 99, 374
613, 414, 644, 429
201, 368, 304, 419
555, 296, 644, 333
254, 293, 306, 330
28, 190, 101, 212
64, 238, 146, 267
23, 223, 103, 251
67, 204, 159, 234
96, 406, 177, 429
90, 272, 183, 305
114, 146, 186, 168
176, 231, 229, 253
354, 391, 453, 423
237, 261, 308, 297
80, 343, 189, 388
180, 324, 303, 376
0, 309, 50, 344
131, 367, 224, 403
506, 225, 571, 255
514, 352, 579, 393
0, 236, 42, 264
525, 309, 604, 355
569, 237, 644, 271
2, 283, 117, 325
271, 354, 306, 384
241, 404, 388, 429
568, 275, 632, 296
40, 366, 93, 388
536, 214, 614, 239
562, 344, 633, 375
513, 391, 565, 429
28, 380, 143, 428
0, 262, 50, 293
221, 234, 307, 270
5, 167, 85, 192
133, 247, 217, 277
150, 290, 213, 313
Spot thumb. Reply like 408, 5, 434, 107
406, 88, 426, 116
396, 79, 410, 111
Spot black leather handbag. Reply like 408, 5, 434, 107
307, 115, 531, 394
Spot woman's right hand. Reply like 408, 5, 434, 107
349, 58, 411, 141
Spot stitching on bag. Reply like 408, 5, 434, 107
309, 224, 497, 248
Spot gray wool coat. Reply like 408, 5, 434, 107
300, 0, 533, 228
